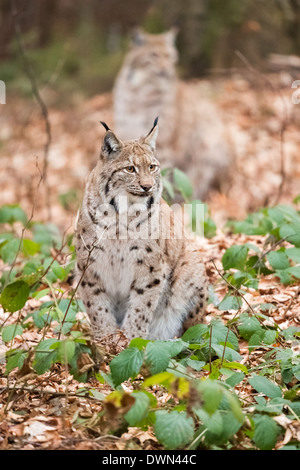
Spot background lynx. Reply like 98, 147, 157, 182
113, 29, 233, 199
75, 119, 208, 341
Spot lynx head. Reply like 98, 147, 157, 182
124, 28, 178, 88
98, 118, 162, 209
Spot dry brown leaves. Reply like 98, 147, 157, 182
0, 73, 300, 449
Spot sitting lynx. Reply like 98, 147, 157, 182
113, 29, 232, 199
75, 118, 208, 341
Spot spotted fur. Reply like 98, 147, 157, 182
75, 120, 208, 341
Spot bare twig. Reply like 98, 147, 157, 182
210, 258, 256, 316
11, 0, 52, 221
4, 157, 43, 287
252, 236, 288, 271
3, 385, 104, 402
58, 241, 96, 340
58, 227, 108, 339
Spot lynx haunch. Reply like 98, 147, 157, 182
75, 118, 208, 341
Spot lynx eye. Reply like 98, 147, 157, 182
149, 164, 157, 172
125, 166, 135, 174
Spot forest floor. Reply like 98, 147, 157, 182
0, 72, 300, 450
0, 71, 300, 230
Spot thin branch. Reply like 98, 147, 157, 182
2, 386, 105, 402
252, 236, 288, 271
210, 257, 256, 316
4, 157, 43, 287
58, 242, 96, 340
58, 228, 108, 339
11, 0, 52, 221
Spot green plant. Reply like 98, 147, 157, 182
1, 201, 299, 450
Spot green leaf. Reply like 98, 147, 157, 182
5, 349, 26, 373
154, 410, 194, 449
182, 324, 208, 343
124, 391, 150, 426
222, 361, 248, 374
88, 389, 106, 401
185, 358, 206, 371
231, 220, 268, 236
33, 338, 59, 375
275, 269, 293, 285
269, 205, 300, 223
195, 409, 223, 435
210, 320, 239, 351
173, 168, 193, 200
212, 344, 241, 362
197, 380, 223, 415
22, 239, 41, 256
263, 329, 277, 345
57, 340, 76, 364
218, 294, 242, 311
286, 265, 300, 279
32, 223, 61, 253
238, 314, 262, 341
293, 364, 300, 381
286, 247, 300, 263
0, 205, 28, 226
129, 337, 150, 350
222, 245, 249, 271
0, 238, 20, 264
279, 224, 300, 247
267, 251, 290, 270
252, 415, 280, 450
248, 332, 264, 351
162, 178, 175, 199
223, 389, 244, 423
225, 372, 245, 388
110, 347, 144, 386
52, 264, 67, 281
34, 349, 57, 375
249, 375, 282, 398
293, 194, 300, 204
0, 280, 30, 313
1, 324, 23, 342
32, 288, 50, 300
145, 340, 187, 375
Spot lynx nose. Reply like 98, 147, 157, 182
141, 183, 152, 192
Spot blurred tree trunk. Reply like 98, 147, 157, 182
35, 0, 58, 46
288, 0, 300, 51
0, 0, 14, 57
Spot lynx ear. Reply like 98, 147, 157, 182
131, 28, 147, 46
166, 26, 179, 44
100, 122, 123, 159
142, 117, 159, 152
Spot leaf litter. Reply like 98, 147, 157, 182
0, 73, 300, 449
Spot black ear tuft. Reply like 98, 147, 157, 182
142, 117, 159, 151
148, 116, 159, 136
100, 121, 110, 132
